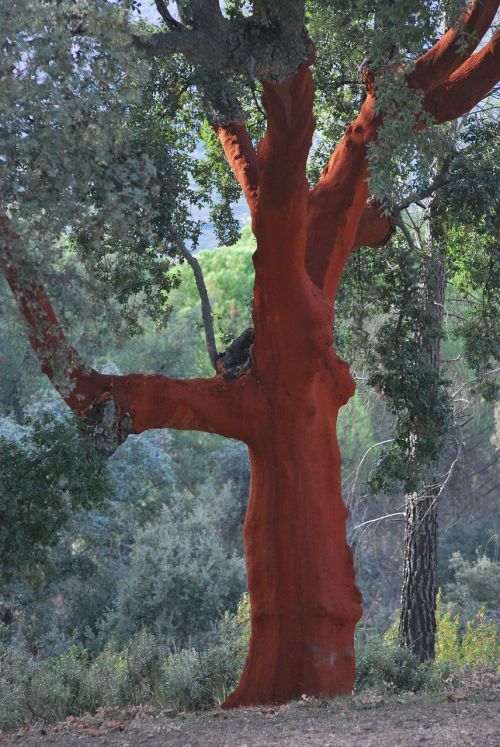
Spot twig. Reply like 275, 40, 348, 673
353, 511, 405, 531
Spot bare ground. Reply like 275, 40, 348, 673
1, 671, 498, 747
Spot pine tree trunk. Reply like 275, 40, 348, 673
224, 364, 362, 707
399, 249, 445, 662
398, 489, 439, 661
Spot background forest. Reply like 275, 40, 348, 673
0, 0, 499, 729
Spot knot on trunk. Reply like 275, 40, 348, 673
217, 328, 254, 380
83, 395, 133, 457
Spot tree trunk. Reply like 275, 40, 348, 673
224, 357, 362, 706
398, 489, 439, 661
399, 250, 445, 662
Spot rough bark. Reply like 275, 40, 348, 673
399, 488, 439, 662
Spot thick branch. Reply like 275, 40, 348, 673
253, 64, 314, 281
305, 96, 381, 299
408, 0, 499, 93
133, 10, 312, 84
215, 121, 259, 213
258, 65, 314, 209
251, 65, 326, 372
352, 204, 395, 250
131, 28, 201, 60
0, 219, 255, 444
175, 236, 219, 371
423, 30, 500, 123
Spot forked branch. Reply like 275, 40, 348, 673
408, 0, 499, 93
423, 30, 500, 123
306, 95, 381, 298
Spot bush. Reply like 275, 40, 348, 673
102, 499, 246, 647
443, 553, 499, 620
160, 594, 249, 710
436, 593, 499, 670
354, 637, 427, 694
0, 597, 250, 729
0, 644, 91, 728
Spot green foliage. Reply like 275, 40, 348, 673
0, 401, 109, 581
434, 121, 500, 400
461, 613, 499, 670
443, 553, 500, 621
101, 488, 246, 647
435, 594, 499, 670
0, 599, 249, 728
172, 226, 255, 349
363, 234, 453, 494
160, 604, 248, 710
354, 637, 427, 694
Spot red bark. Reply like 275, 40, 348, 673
306, 96, 381, 299
352, 204, 395, 250
222, 66, 362, 706
423, 30, 500, 123
224, 371, 360, 707
215, 121, 259, 214
2, 5, 500, 709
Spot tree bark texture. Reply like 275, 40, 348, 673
399, 489, 439, 662
2, 2, 500, 705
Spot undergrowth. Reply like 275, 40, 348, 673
0, 592, 498, 729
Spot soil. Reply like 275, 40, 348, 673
1, 672, 498, 747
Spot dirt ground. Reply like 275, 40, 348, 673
1, 673, 499, 747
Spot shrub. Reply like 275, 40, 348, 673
354, 637, 427, 694
101, 498, 246, 647
461, 612, 499, 669
435, 592, 461, 667
0, 597, 250, 729
443, 553, 500, 620
435, 590, 499, 669
159, 594, 249, 710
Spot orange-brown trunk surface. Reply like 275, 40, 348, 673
224, 363, 361, 707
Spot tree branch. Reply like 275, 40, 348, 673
408, 0, 500, 93
174, 236, 219, 371
352, 204, 395, 250
133, 5, 312, 84
0, 218, 256, 446
131, 28, 205, 62
176, 0, 224, 28
154, 1, 183, 30
215, 120, 259, 214
253, 64, 314, 281
423, 30, 500, 123
305, 96, 381, 299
